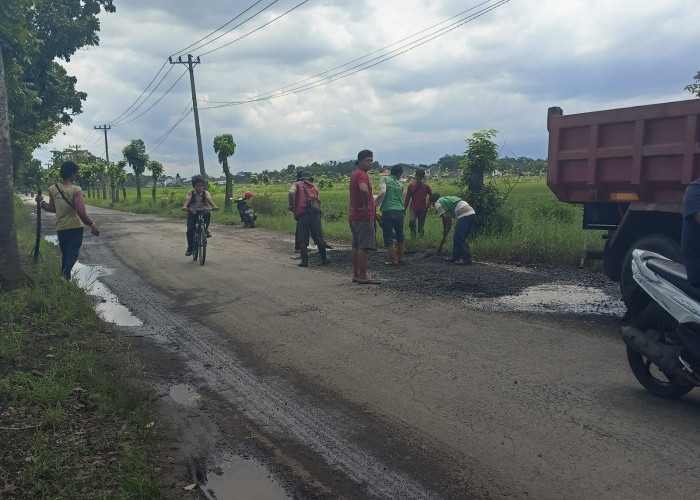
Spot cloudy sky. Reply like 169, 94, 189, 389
35, 0, 699, 178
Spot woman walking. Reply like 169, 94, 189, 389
36, 161, 99, 281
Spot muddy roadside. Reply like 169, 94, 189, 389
39, 204, 700, 499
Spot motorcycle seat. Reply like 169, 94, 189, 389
646, 258, 700, 302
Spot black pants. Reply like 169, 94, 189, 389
186, 211, 211, 250
296, 211, 326, 248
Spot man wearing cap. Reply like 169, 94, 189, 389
349, 149, 380, 284
289, 172, 329, 267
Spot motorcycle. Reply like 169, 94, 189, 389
620, 249, 700, 398
234, 194, 257, 228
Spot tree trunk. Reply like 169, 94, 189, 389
152, 178, 156, 201
223, 160, 233, 212
110, 176, 116, 202
102, 181, 106, 199
136, 174, 141, 202
121, 183, 126, 200
468, 163, 484, 194
0, 45, 25, 290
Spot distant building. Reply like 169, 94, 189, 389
390, 163, 432, 178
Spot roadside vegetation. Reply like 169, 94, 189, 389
84, 175, 605, 266
0, 198, 162, 499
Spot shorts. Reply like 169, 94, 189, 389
349, 219, 376, 250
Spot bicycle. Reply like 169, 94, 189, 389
191, 208, 215, 265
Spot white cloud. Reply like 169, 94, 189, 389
36, 0, 700, 177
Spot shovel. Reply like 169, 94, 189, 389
424, 232, 447, 258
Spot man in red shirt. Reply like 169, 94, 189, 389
349, 149, 380, 284
403, 168, 432, 237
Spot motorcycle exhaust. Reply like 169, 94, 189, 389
621, 326, 682, 373
621, 326, 700, 386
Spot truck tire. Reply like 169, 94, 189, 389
603, 239, 623, 282
619, 234, 681, 314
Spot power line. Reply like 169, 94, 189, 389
200, 0, 510, 110
173, 0, 281, 58
201, 0, 499, 105
147, 100, 193, 154
109, 63, 178, 126
103, 1, 278, 128
114, 68, 190, 126
198, 0, 309, 57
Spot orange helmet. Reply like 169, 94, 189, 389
244, 191, 254, 199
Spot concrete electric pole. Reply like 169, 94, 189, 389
95, 125, 113, 201
169, 54, 206, 180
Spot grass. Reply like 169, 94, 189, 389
85, 176, 605, 266
0, 197, 162, 499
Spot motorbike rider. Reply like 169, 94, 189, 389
235, 191, 256, 226
182, 175, 219, 256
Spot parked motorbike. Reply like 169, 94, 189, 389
620, 249, 700, 398
234, 191, 257, 228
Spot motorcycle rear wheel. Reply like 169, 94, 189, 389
626, 346, 694, 398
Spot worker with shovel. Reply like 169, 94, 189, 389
428, 193, 475, 265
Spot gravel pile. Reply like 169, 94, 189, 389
313, 246, 625, 317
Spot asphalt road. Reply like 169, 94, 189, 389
55, 204, 700, 499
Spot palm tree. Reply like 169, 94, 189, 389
147, 160, 164, 201
213, 134, 236, 212
122, 139, 148, 203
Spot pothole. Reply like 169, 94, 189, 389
465, 282, 626, 316
203, 454, 289, 500
169, 384, 201, 407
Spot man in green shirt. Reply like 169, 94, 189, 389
374, 165, 406, 265
429, 193, 476, 265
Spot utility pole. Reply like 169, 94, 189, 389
94, 125, 111, 168
68, 144, 81, 163
169, 54, 206, 179
95, 125, 112, 200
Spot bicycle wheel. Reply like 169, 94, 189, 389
192, 225, 199, 261
198, 225, 207, 265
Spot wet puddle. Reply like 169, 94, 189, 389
169, 384, 201, 407
44, 236, 143, 326
465, 282, 626, 316
202, 454, 289, 500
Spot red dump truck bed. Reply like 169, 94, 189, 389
547, 99, 700, 205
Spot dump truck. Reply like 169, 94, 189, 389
546, 99, 700, 307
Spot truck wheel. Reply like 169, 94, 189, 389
620, 234, 681, 314
603, 239, 623, 282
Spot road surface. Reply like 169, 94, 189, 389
54, 205, 700, 499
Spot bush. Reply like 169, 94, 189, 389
249, 193, 286, 216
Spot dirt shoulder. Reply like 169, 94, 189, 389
77, 206, 700, 499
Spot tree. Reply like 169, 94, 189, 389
78, 163, 93, 197
437, 154, 462, 175
147, 160, 163, 201
122, 139, 148, 202
213, 134, 236, 211
114, 160, 127, 201
460, 129, 498, 193
686, 70, 700, 97
0, 42, 23, 290
0, 0, 116, 180
458, 129, 503, 231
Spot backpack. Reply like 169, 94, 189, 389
300, 182, 321, 213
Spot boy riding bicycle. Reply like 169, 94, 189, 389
182, 175, 219, 256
